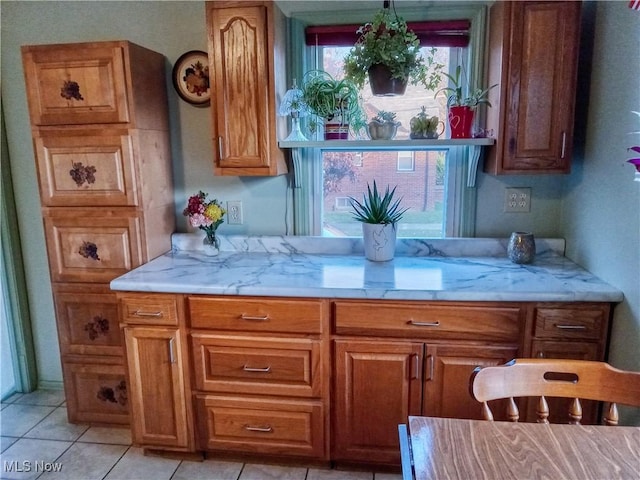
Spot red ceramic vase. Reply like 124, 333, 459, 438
448, 106, 475, 139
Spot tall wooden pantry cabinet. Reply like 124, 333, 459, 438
21, 41, 175, 425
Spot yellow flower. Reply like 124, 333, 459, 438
204, 203, 224, 223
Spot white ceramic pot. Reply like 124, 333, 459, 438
362, 223, 397, 262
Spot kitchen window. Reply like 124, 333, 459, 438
288, 5, 488, 238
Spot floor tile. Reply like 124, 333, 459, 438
171, 459, 243, 480
104, 447, 180, 480
239, 463, 307, 480
23, 407, 89, 441
13, 390, 65, 407
1, 393, 23, 405
77, 426, 132, 445
308, 468, 373, 480
36, 442, 128, 480
1, 436, 19, 453
0, 438, 71, 480
0, 404, 55, 437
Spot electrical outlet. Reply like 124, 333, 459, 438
504, 188, 531, 213
227, 201, 243, 225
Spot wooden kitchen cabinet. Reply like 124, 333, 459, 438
119, 293, 195, 452
485, 1, 581, 174
206, 1, 288, 176
22, 41, 174, 425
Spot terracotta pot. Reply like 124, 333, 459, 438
448, 106, 475, 139
368, 64, 407, 97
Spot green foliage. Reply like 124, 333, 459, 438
409, 106, 440, 136
350, 180, 408, 225
301, 70, 366, 133
343, 9, 444, 91
435, 65, 498, 108
372, 110, 397, 123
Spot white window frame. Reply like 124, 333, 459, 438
397, 151, 415, 172
287, 4, 488, 238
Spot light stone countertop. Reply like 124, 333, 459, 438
109, 235, 623, 303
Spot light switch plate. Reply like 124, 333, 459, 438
504, 188, 531, 213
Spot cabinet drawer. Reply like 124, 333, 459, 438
189, 297, 323, 334
533, 304, 609, 340
334, 301, 522, 342
196, 395, 325, 459
44, 208, 143, 283
34, 131, 137, 207
62, 359, 129, 425
54, 284, 123, 356
118, 293, 179, 326
191, 334, 321, 397
22, 44, 130, 125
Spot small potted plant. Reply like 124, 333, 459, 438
350, 180, 408, 262
435, 64, 498, 138
301, 70, 365, 139
409, 106, 444, 139
343, 8, 443, 96
367, 110, 400, 140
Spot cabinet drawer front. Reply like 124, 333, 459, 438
22, 45, 130, 125
35, 132, 136, 207
196, 395, 325, 459
54, 286, 123, 356
118, 294, 179, 326
44, 209, 142, 283
62, 360, 129, 425
192, 334, 321, 397
334, 301, 522, 341
189, 297, 323, 334
534, 305, 608, 340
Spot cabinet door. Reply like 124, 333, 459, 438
207, 2, 286, 176
423, 343, 519, 420
124, 327, 190, 449
486, 1, 581, 174
333, 339, 423, 465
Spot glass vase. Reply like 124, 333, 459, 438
202, 233, 220, 257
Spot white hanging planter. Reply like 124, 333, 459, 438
362, 223, 397, 262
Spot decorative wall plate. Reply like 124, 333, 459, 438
172, 50, 210, 107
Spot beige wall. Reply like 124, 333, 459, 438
2, 1, 638, 424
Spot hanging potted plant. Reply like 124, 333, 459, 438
435, 64, 498, 138
367, 110, 401, 140
301, 70, 365, 140
344, 8, 443, 97
350, 181, 408, 262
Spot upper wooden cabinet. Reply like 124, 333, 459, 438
484, 1, 581, 174
206, 1, 288, 176
22, 41, 168, 129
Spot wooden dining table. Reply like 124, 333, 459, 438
399, 416, 640, 480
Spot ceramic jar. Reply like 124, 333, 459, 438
362, 223, 397, 262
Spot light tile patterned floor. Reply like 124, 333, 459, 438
0, 390, 402, 480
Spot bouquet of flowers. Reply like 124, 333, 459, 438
183, 191, 226, 246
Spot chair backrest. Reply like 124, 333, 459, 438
469, 359, 640, 425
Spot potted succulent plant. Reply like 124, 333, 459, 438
435, 64, 498, 138
367, 110, 400, 140
409, 106, 444, 139
350, 180, 408, 261
301, 70, 365, 139
343, 8, 443, 96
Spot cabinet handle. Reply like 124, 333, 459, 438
411, 354, 420, 380
425, 355, 434, 381
169, 338, 176, 364
408, 320, 440, 327
245, 425, 273, 433
132, 310, 163, 318
243, 365, 271, 373
218, 137, 224, 159
240, 314, 270, 322
561, 131, 566, 159
555, 324, 587, 330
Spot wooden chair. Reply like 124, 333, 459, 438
469, 359, 640, 425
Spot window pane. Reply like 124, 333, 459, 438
319, 46, 451, 238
